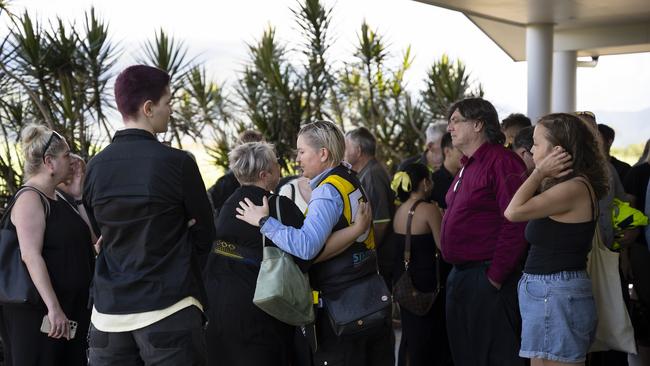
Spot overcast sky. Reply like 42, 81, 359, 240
4, 0, 650, 147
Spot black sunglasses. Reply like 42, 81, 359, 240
42, 131, 63, 163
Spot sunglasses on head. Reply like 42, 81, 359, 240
42, 131, 63, 163
575, 111, 595, 120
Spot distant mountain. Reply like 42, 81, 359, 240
593, 108, 649, 148
494, 104, 649, 148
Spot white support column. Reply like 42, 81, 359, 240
526, 24, 553, 122
552, 50, 577, 113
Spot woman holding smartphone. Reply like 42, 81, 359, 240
0, 124, 95, 366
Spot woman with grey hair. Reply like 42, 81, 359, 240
204, 140, 370, 365
237, 121, 394, 366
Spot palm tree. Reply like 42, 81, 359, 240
338, 21, 423, 167
0, 7, 117, 204
237, 27, 303, 171
421, 54, 484, 120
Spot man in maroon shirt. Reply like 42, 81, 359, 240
442, 98, 528, 366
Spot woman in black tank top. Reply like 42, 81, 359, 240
388, 163, 452, 366
504, 113, 609, 366
0, 124, 95, 366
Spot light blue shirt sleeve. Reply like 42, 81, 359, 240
260, 183, 343, 260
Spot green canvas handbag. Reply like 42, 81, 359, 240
253, 196, 315, 326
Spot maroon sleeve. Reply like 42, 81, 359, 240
486, 154, 529, 284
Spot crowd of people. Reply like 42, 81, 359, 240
0, 63, 648, 366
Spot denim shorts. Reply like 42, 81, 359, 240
518, 271, 597, 363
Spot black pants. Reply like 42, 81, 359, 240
398, 290, 453, 366
88, 306, 206, 366
311, 310, 394, 366
446, 264, 525, 366
0, 302, 89, 366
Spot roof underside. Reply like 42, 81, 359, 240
415, 0, 650, 61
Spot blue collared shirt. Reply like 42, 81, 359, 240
260, 166, 344, 260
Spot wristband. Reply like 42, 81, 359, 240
258, 215, 270, 227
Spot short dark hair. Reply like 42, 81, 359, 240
440, 132, 453, 150
512, 126, 533, 151
501, 113, 532, 130
115, 65, 171, 121
394, 163, 430, 202
597, 123, 615, 142
345, 127, 376, 156
447, 98, 504, 145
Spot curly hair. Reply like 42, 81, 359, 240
537, 113, 609, 200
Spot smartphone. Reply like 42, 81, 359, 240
40, 315, 77, 339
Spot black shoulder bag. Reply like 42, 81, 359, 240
392, 199, 441, 316
0, 186, 50, 304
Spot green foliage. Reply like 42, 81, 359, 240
0, 0, 487, 204
421, 54, 483, 120
237, 27, 303, 172
0, 7, 116, 203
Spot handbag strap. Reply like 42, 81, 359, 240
404, 199, 443, 293
262, 195, 282, 247
404, 199, 425, 269
1, 186, 51, 230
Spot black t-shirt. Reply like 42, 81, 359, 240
207, 171, 241, 216
623, 162, 650, 246
430, 165, 454, 209
611, 156, 631, 182
624, 162, 650, 211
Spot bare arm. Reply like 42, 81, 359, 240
315, 202, 372, 263
505, 147, 577, 222
424, 203, 442, 250
12, 192, 70, 340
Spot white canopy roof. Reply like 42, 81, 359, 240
415, 0, 650, 61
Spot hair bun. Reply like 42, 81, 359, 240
20, 123, 48, 146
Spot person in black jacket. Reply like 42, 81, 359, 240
204, 141, 370, 365
206, 130, 264, 220
84, 65, 215, 366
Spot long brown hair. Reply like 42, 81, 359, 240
537, 113, 609, 199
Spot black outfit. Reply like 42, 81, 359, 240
623, 162, 650, 247
309, 165, 393, 366
1, 195, 94, 366
204, 186, 309, 366
523, 217, 595, 274
622, 162, 650, 344
207, 170, 240, 217
390, 232, 452, 366
83, 129, 214, 365
430, 165, 455, 209
610, 156, 631, 182
446, 262, 524, 366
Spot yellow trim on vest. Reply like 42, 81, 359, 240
319, 174, 376, 250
